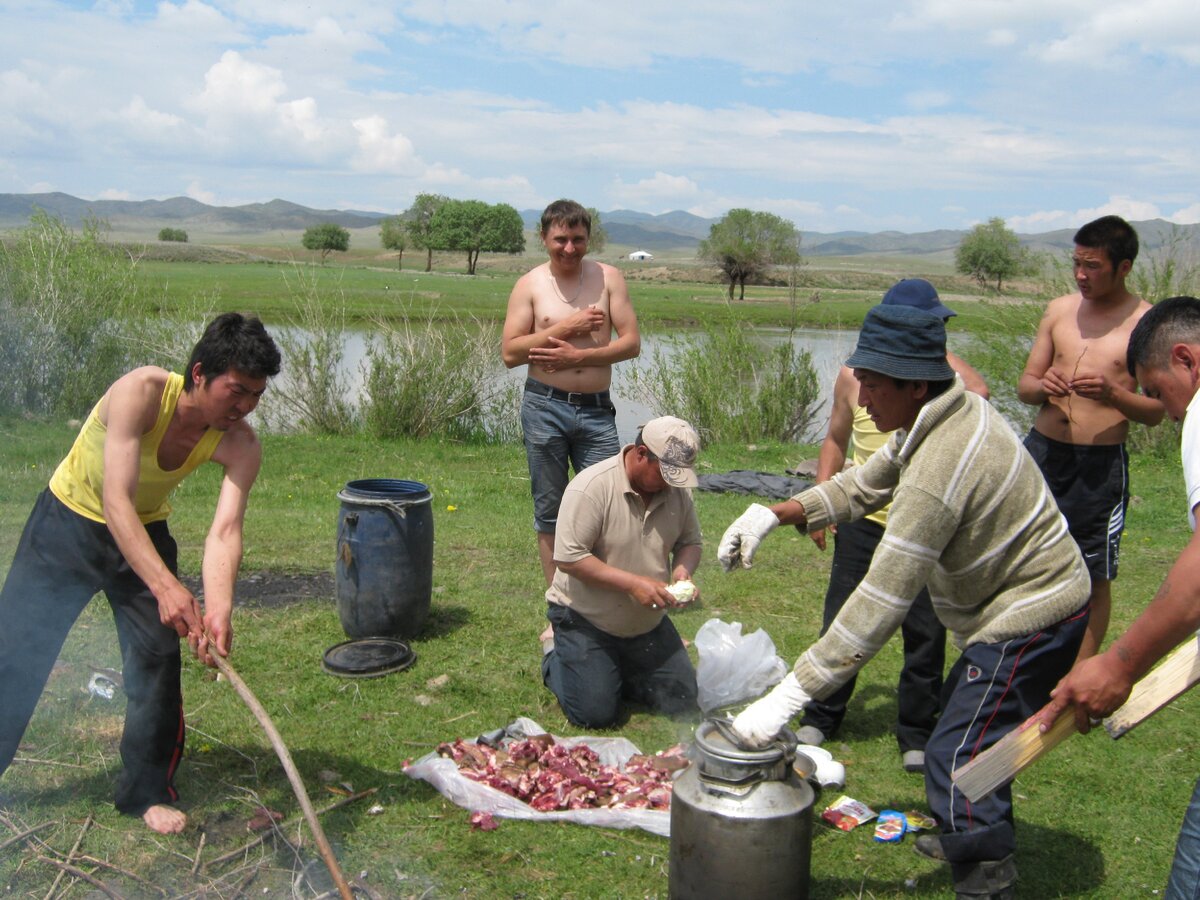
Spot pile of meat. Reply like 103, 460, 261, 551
436, 732, 689, 812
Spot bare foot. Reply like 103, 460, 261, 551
143, 804, 187, 834
538, 625, 553, 642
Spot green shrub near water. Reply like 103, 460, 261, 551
621, 317, 822, 444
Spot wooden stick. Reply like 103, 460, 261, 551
209, 652, 355, 900
0, 820, 56, 855
35, 857, 125, 900
953, 635, 1200, 802
43, 814, 91, 900
190, 830, 206, 876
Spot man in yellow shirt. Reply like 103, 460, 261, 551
0, 313, 279, 834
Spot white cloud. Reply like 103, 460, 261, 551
351, 116, 421, 173
609, 173, 702, 210
186, 181, 218, 205
1168, 204, 1200, 225
1007, 196, 1166, 233
97, 188, 133, 200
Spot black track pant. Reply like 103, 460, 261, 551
0, 489, 184, 816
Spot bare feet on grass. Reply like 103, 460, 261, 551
143, 804, 187, 834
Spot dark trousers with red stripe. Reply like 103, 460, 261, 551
924, 605, 1089, 863
0, 489, 185, 816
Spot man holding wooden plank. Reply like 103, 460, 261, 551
1034, 295, 1200, 899
717, 303, 1091, 899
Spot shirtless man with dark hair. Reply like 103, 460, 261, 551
502, 199, 641, 587
1018, 215, 1164, 661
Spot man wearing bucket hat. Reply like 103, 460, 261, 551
718, 304, 1089, 898
798, 279, 989, 775
542, 416, 702, 728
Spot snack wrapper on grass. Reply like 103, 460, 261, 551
821, 795, 876, 831
904, 810, 937, 832
873, 809, 907, 843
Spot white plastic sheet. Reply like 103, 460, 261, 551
402, 716, 673, 836
694, 618, 788, 713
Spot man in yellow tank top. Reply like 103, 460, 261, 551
0, 313, 280, 834
799, 280, 990, 774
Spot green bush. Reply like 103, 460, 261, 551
361, 305, 519, 443
0, 211, 147, 416
621, 318, 821, 444
158, 227, 188, 243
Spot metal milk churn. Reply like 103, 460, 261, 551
669, 719, 815, 899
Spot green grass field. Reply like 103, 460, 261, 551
0, 414, 1193, 899
0, 246, 1184, 898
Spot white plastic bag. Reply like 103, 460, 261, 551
694, 618, 788, 712
403, 717, 673, 836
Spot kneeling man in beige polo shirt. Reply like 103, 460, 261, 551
541, 416, 703, 727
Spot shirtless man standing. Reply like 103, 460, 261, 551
1019, 215, 1164, 661
502, 200, 641, 587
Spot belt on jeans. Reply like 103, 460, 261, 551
525, 379, 611, 407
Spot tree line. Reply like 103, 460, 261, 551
304, 193, 1035, 297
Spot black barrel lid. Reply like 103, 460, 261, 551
322, 637, 416, 678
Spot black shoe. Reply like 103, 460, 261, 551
951, 855, 1017, 899
914, 833, 949, 863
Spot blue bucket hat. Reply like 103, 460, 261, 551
881, 278, 957, 319
846, 304, 954, 381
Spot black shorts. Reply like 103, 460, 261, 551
1024, 429, 1129, 581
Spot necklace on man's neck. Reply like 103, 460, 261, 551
550, 266, 584, 304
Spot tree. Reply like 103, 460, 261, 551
380, 216, 407, 270
586, 208, 608, 255
302, 223, 350, 265
404, 193, 449, 272
699, 209, 802, 300
429, 200, 525, 275
158, 227, 188, 243
955, 217, 1031, 292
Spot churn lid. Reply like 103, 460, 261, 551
696, 720, 796, 768
322, 637, 416, 678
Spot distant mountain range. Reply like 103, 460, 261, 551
2, 192, 1196, 258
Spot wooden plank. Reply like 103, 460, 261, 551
950, 709, 1077, 804
951, 635, 1200, 803
1104, 634, 1200, 738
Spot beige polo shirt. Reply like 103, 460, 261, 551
547, 447, 703, 638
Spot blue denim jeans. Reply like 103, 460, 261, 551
541, 603, 698, 728
520, 380, 619, 532
1166, 775, 1200, 899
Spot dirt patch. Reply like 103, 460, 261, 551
181, 571, 335, 609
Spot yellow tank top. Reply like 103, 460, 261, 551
850, 403, 891, 527
49, 372, 224, 524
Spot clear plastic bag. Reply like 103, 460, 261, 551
694, 618, 788, 712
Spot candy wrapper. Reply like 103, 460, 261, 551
820, 795, 876, 832
904, 810, 937, 832
873, 809, 907, 843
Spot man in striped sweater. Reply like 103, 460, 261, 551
719, 303, 1091, 899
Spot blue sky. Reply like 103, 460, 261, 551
2, 0, 1198, 233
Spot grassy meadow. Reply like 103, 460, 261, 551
0, 246, 1192, 899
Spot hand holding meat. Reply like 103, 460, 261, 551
730, 673, 812, 749
718, 503, 780, 571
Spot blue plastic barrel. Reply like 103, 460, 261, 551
335, 479, 433, 639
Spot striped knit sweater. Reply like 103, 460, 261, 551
790, 379, 1090, 701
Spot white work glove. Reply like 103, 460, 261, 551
731, 673, 812, 749
717, 503, 780, 571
